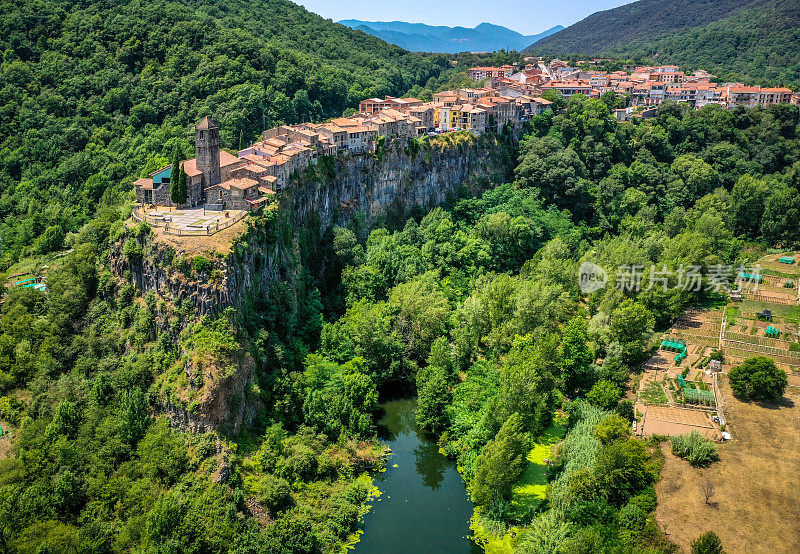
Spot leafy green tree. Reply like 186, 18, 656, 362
303, 356, 379, 439
541, 89, 566, 111
593, 414, 630, 444
416, 367, 452, 433
691, 531, 724, 554
35, 226, 65, 254
761, 186, 800, 246
176, 164, 188, 207
45, 401, 81, 440
387, 276, 451, 363
118, 388, 149, 444
586, 380, 623, 411
610, 300, 654, 366
320, 300, 409, 387
560, 317, 595, 396
471, 413, 530, 506
257, 474, 293, 513
594, 439, 655, 506
490, 335, 558, 435
728, 356, 788, 402
515, 135, 591, 219
730, 175, 768, 238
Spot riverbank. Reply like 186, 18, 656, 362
469, 420, 567, 553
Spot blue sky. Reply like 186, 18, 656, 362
295, 0, 635, 35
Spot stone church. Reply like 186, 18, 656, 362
134, 117, 270, 210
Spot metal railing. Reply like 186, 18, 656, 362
132, 206, 247, 236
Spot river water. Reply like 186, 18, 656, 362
354, 398, 482, 553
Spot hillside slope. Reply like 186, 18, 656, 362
0, 0, 448, 262
526, 0, 759, 55
611, 0, 800, 85
340, 20, 563, 53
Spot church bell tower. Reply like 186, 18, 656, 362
196, 116, 221, 187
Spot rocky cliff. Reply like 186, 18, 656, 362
288, 131, 510, 230
111, 132, 511, 435
113, 132, 511, 315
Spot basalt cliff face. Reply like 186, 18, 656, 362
113, 133, 510, 315
110, 133, 510, 435
289, 134, 509, 229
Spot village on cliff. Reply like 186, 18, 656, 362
134, 58, 797, 225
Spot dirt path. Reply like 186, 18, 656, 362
656, 378, 800, 553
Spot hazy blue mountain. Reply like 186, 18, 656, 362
340, 20, 563, 53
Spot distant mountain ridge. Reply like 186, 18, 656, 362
340, 20, 563, 53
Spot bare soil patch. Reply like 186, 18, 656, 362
0, 426, 12, 461
655, 378, 800, 553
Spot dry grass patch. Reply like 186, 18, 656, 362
655, 377, 800, 553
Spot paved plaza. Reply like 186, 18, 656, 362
142, 206, 245, 231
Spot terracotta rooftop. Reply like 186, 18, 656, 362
208, 177, 259, 191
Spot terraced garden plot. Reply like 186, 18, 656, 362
738, 300, 800, 321
725, 331, 795, 349
746, 292, 798, 306
724, 345, 800, 372
671, 331, 719, 349
723, 339, 800, 360
639, 380, 669, 406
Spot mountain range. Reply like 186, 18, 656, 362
340, 20, 563, 53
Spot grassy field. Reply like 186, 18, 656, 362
470, 423, 567, 554
656, 377, 800, 552
510, 423, 566, 514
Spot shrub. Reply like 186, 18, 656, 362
728, 356, 787, 402
0, 395, 23, 424
670, 432, 718, 467
470, 413, 530, 506
616, 398, 634, 421
594, 439, 655, 506
691, 531, 723, 554
118, 283, 134, 306
122, 237, 142, 260
192, 256, 213, 274
618, 502, 647, 531
136, 221, 151, 237
593, 414, 630, 444
258, 474, 293, 513
36, 225, 66, 254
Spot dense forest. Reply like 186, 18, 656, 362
528, 0, 800, 87
2, 0, 800, 551
0, 0, 511, 266
527, 0, 757, 55
2, 89, 800, 551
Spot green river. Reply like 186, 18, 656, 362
354, 398, 482, 553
